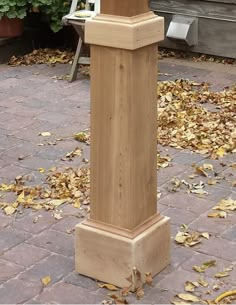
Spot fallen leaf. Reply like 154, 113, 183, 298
145, 272, 153, 286
38, 168, 45, 173
18, 155, 26, 160
53, 212, 63, 220
177, 293, 200, 302
74, 132, 90, 143
38, 132, 51, 137
215, 271, 230, 278
33, 216, 39, 223
190, 189, 209, 196
207, 179, 218, 185
214, 267, 233, 278
201, 232, 210, 239
136, 287, 145, 299
193, 260, 216, 273
98, 283, 119, 291
73, 199, 81, 209
213, 284, 220, 291
198, 277, 209, 287
195, 166, 209, 177
4, 205, 17, 215
185, 281, 196, 292
41, 275, 51, 286
66, 228, 74, 234
203, 164, 214, 171
48, 199, 68, 207
175, 230, 205, 247
207, 212, 220, 218
215, 147, 226, 158
62, 147, 83, 161
213, 198, 236, 212
108, 294, 129, 304
219, 211, 227, 218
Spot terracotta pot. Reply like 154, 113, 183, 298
0, 16, 24, 37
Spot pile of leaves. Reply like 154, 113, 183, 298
157, 80, 236, 158
158, 48, 236, 65
0, 167, 90, 215
175, 229, 209, 247
8, 49, 74, 66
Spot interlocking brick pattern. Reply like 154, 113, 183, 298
0, 59, 235, 304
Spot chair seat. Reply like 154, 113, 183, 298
63, 10, 96, 25
62, 0, 100, 82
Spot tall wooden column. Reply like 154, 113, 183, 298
75, 0, 170, 287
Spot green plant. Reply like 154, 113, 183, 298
0, 0, 29, 19
31, 0, 86, 32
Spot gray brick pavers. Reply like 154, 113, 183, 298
0, 60, 235, 304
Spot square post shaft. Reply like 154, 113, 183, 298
75, 0, 170, 288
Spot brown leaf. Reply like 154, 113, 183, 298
136, 287, 145, 300
98, 283, 119, 291
145, 272, 153, 286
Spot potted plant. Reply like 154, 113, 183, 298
0, 0, 29, 37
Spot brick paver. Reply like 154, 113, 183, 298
0, 57, 235, 304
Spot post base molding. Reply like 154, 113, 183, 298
85, 12, 164, 50
75, 216, 170, 288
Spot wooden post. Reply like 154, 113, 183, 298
75, 0, 170, 288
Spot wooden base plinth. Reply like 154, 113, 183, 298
75, 216, 170, 288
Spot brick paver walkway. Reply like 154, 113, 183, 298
0, 57, 235, 304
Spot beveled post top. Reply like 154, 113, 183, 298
100, 0, 150, 17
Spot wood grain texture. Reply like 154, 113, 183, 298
75, 216, 170, 288
101, 0, 150, 16
90, 44, 158, 230
85, 14, 164, 50
151, 0, 236, 20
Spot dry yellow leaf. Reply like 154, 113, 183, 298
203, 163, 214, 171
48, 199, 68, 207
207, 179, 218, 185
185, 281, 196, 292
193, 260, 216, 273
207, 212, 220, 218
177, 293, 200, 302
17, 191, 25, 203
198, 277, 209, 287
213, 198, 236, 212
74, 132, 89, 143
38, 168, 45, 173
215, 271, 230, 278
73, 199, 81, 209
98, 283, 119, 291
215, 147, 226, 158
0, 183, 14, 191
41, 275, 51, 286
201, 232, 210, 240
4, 205, 16, 215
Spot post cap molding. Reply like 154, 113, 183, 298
85, 12, 164, 50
